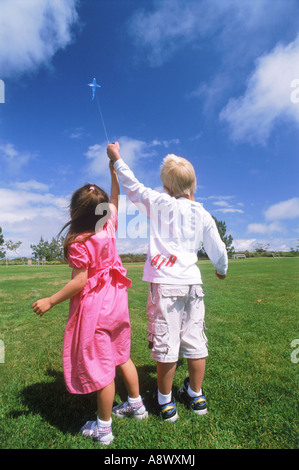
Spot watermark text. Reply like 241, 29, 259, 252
290, 79, 299, 104
94, 196, 204, 242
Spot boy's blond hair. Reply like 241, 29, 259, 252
160, 154, 197, 198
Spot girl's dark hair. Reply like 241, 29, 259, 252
59, 184, 110, 259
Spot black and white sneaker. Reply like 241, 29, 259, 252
177, 377, 207, 415
153, 388, 178, 423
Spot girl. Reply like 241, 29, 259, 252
32, 161, 147, 445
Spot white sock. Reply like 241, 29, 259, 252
128, 395, 146, 413
128, 395, 141, 404
187, 384, 202, 397
97, 416, 112, 428
158, 390, 172, 405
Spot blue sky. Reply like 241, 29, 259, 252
0, 0, 299, 257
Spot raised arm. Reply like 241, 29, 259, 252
107, 142, 121, 163
107, 142, 169, 216
109, 159, 119, 213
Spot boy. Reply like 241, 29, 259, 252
107, 142, 228, 422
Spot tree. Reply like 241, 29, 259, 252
254, 242, 270, 253
0, 227, 5, 259
31, 236, 49, 260
49, 236, 65, 260
198, 216, 234, 257
0, 229, 23, 262
31, 236, 64, 261
212, 216, 234, 254
4, 240, 23, 258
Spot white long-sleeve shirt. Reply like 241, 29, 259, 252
114, 159, 228, 284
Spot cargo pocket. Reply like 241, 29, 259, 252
159, 285, 189, 314
159, 285, 189, 299
147, 320, 169, 355
190, 285, 205, 322
149, 283, 156, 305
194, 285, 205, 298
202, 320, 208, 349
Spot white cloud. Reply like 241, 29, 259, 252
233, 237, 297, 252
126, 0, 226, 65
0, 186, 69, 257
208, 195, 235, 201
233, 239, 258, 252
189, 74, 232, 115
128, 0, 298, 67
209, 196, 244, 214
84, 143, 107, 177
84, 136, 152, 179
220, 34, 299, 144
264, 197, 299, 220
214, 208, 244, 214
150, 139, 180, 148
0, 188, 68, 224
0, 142, 36, 174
0, 0, 79, 77
69, 127, 85, 139
14, 180, 50, 192
128, 0, 299, 130
247, 222, 285, 235
116, 239, 149, 255
128, 0, 199, 66
245, 198, 299, 240
0, 180, 151, 257
213, 201, 230, 207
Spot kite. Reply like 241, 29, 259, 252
88, 77, 101, 101
88, 77, 109, 144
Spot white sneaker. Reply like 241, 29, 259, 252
112, 399, 148, 420
80, 420, 114, 445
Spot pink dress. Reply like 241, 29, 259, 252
62, 212, 132, 394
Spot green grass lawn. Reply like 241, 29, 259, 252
0, 257, 298, 449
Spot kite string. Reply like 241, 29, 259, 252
95, 92, 109, 145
